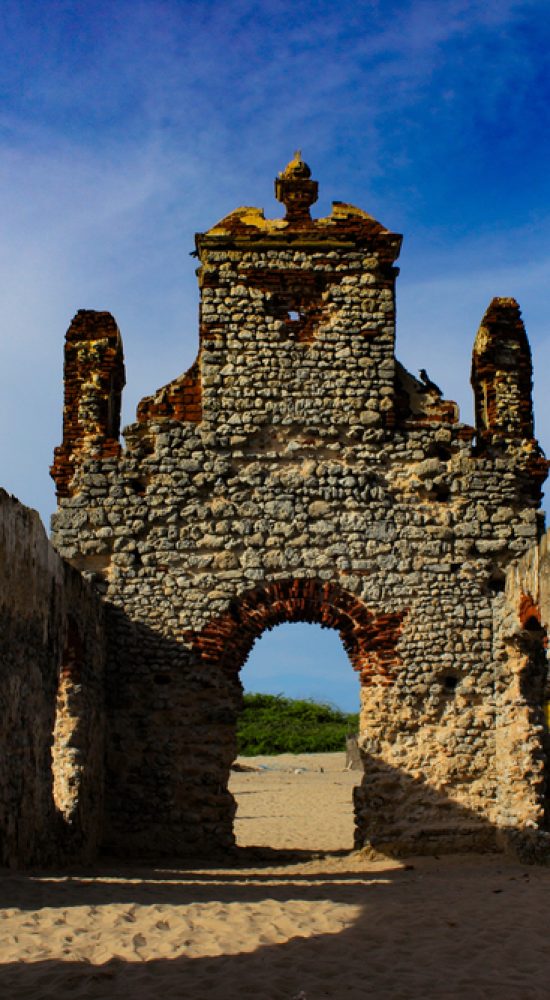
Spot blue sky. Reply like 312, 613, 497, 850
1, 0, 549, 710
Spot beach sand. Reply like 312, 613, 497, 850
1, 752, 550, 999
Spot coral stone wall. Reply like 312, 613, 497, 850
492, 528, 550, 861
50, 158, 548, 859
0, 490, 105, 866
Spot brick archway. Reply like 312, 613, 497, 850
188, 578, 406, 687
185, 579, 407, 852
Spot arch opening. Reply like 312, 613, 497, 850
188, 578, 406, 688
231, 621, 362, 853
186, 578, 407, 855
240, 621, 360, 711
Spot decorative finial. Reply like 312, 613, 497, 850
275, 153, 318, 222
280, 151, 311, 179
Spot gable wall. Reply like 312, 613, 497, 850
49, 231, 547, 858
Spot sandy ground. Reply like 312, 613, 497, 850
231, 750, 361, 852
1, 752, 550, 999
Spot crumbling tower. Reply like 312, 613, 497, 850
471, 297, 534, 445
471, 296, 546, 499
51, 311, 125, 499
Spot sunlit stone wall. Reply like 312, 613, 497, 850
49, 157, 548, 860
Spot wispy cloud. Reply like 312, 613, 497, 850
1, 0, 548, 529
1, 0, 548, 712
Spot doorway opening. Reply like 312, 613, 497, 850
230, 621, 362, 853
188, 577, 405, 854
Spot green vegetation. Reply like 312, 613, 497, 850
237, 692, 359, 756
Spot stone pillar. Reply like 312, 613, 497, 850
471, 297, 534, 446
51, 310, 125, 498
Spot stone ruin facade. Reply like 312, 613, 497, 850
2, 155, 549, 866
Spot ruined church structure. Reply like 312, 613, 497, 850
2, 155, 550, 867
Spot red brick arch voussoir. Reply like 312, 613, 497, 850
187, 578, 407, 687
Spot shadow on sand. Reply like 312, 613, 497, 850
1, 848, 550, 1000
2, 720, 550, 998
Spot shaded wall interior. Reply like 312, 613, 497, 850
0, 489, 105, 867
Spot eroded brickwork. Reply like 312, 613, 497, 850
472, 298, 535, 445
51, 310, 125, 498
48, 156, 549, 860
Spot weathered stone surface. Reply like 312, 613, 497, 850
0, 490, 105, 867
14, 154, 548, 862
51, 311, 125, 499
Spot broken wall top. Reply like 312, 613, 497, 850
51, 156, 547, 504
197, 152, 402, 261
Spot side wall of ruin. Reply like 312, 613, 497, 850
0, 490, 105, 867
492, 528, 550, 860
505, 527, 550, 631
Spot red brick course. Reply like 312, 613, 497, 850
187, 578, 407, 687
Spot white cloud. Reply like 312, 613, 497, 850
1, 0, 547, 533
0, 0, 547, 714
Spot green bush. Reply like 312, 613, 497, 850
237, 692, 359, 756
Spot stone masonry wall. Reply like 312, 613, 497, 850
0, 490, 105, 867
49, 156, 548, 860
505, 527, 550, 632
491, 528, 550, 861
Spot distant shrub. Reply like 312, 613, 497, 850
237, 692, 359, 755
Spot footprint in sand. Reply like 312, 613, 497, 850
132, 932, 147, 956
